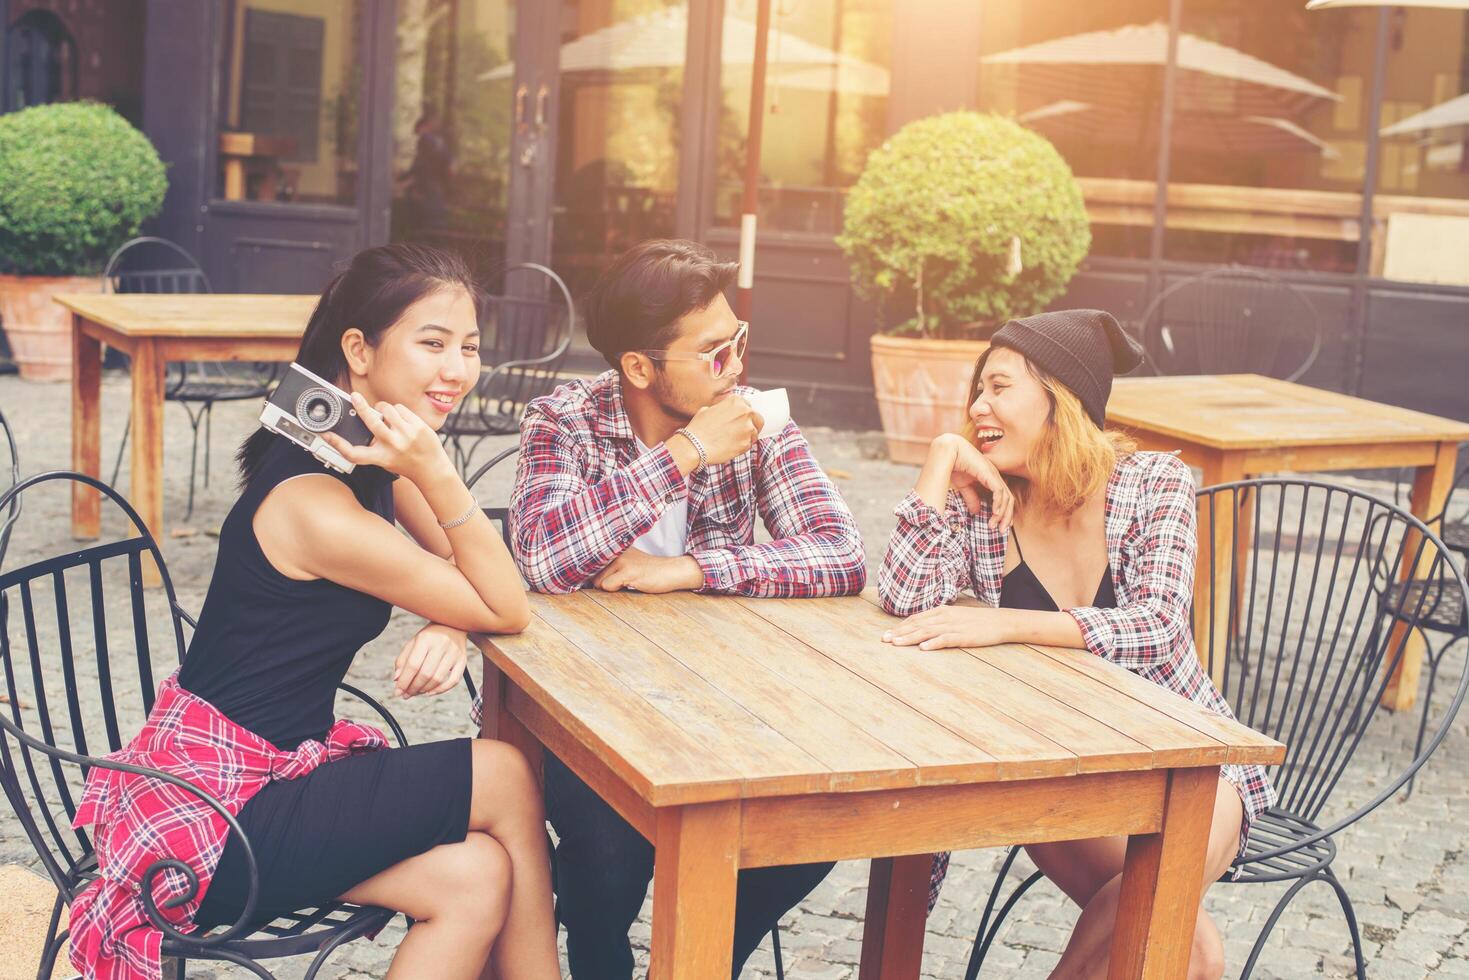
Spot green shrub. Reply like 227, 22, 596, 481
0, 102, 168, 276
837, 111, 1091, 338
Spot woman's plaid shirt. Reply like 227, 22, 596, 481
878, 451, 1276, 909
508, 372, 866, 597
67, 673, 388, 980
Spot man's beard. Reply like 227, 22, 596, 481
650, 369, 699, 424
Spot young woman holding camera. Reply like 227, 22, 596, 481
70, 244, 558, 980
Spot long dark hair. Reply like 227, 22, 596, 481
238, 243, 482, 485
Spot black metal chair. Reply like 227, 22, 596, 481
964, 479, 1469, 979
0, 407, 19, 564
104, 237, 279, 519
0, 470, 410, 979
465, 444, 520, 549
443, 264, 574, 476
1422, 464, 1469, 565
1136, 266, 1323, 382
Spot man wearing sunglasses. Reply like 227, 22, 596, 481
507, 238, 864, 977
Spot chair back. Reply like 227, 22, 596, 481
103, 237, 211, 295
0, 408, 18, 563
0, 472, 188, 900
471, 263, 575, 424
1196, 479, 1469, 829
1139, 266, 1322, 381
465, 445, 519, 548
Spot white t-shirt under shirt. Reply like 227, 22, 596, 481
631, 435, 689, 558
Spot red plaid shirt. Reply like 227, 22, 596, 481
879, 451, 1276, 909
68, 673, 388, 980
508, 371, 867, 597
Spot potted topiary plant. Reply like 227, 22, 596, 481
837, 111, 1091, 463
0, 102, 168, 381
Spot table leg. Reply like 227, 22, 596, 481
1195, 452, 1247, 688
1108, 767, 1217, 980
70, 315, 102, 539
129, 339, 165, 586
649, 801, 739, 979
478, 658, 543, 788
1383, 441, 1460, 711
858, 854, 932, 980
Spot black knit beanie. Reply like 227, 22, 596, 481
988, 309, 1144, 428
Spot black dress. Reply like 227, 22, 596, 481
999, 530, 1118, 612
182, 436, 471, 928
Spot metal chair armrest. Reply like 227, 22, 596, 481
0, 711, 263, 947
336, 682, 409, 749
1423, 464, 1469, 530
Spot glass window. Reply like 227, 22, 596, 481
3, 3, 145, 123
217, 0, 363, 205
550, 0, 687, 299
1158, 1, 1374, 273
1373, 6, 1469, 286
390, 0, 514, 274
714, 0, 892, 235
977, 1, 1168, 259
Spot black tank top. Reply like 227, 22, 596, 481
178, 436, 397, 750
999, 530, 1117, 612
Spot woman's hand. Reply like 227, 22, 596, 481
881, 604, 1003, 651
947, 436, 1015, 532
324, 392, 455, 488
395, 623, 469, 698
916, 434, 1013, 532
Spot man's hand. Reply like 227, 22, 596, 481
592, 548, 705, 594
880, 604, 1003, 651
395, 623, 469, 699
679, 395, 764, 467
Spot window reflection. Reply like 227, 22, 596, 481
977, 1, 1167, 258
219, 0, 363, 205
390, 0, 515, 275
1373, 5, 1469, 286
715, 0, 892, 235
1161, 0, 1372, 272
551, 1, 687, 298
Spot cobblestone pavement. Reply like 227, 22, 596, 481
1, 372, 1466, 979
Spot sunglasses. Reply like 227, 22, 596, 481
640, 321, 749, 378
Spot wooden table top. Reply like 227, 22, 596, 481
1109, 374, 1469, 450
473, 590, 1283, 808
54, 293, 315, 338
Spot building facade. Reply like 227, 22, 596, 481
4, 0, 1468, 422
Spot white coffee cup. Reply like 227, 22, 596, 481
746, 387, 791, 440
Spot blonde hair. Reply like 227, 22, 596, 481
961, 348, 1135, 515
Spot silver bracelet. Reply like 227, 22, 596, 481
674, 427, 708, 470
438, 500, 479, 530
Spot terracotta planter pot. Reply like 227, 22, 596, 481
0, 274, 102, 382
870, 333, 991, 465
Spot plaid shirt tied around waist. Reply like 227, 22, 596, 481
68, 672, 388, 980
878, 451, 1277, 912
507, 371, 867, 598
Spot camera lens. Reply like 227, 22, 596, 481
295, 387, 342, 432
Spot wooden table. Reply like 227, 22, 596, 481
58, 293, 313, 584
474, 589, 1284, 979
1109, 374, 1469, 710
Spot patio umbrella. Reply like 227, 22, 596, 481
477, 6, 889, 94
1017, 99, 1342, 158
1306, 0, 1469, 9
983, 22, 1340, 119
1380, 92, 1469, 137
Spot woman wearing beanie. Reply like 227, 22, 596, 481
877, 309, 1274, 980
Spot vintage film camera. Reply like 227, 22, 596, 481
258, 363, 372, 473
